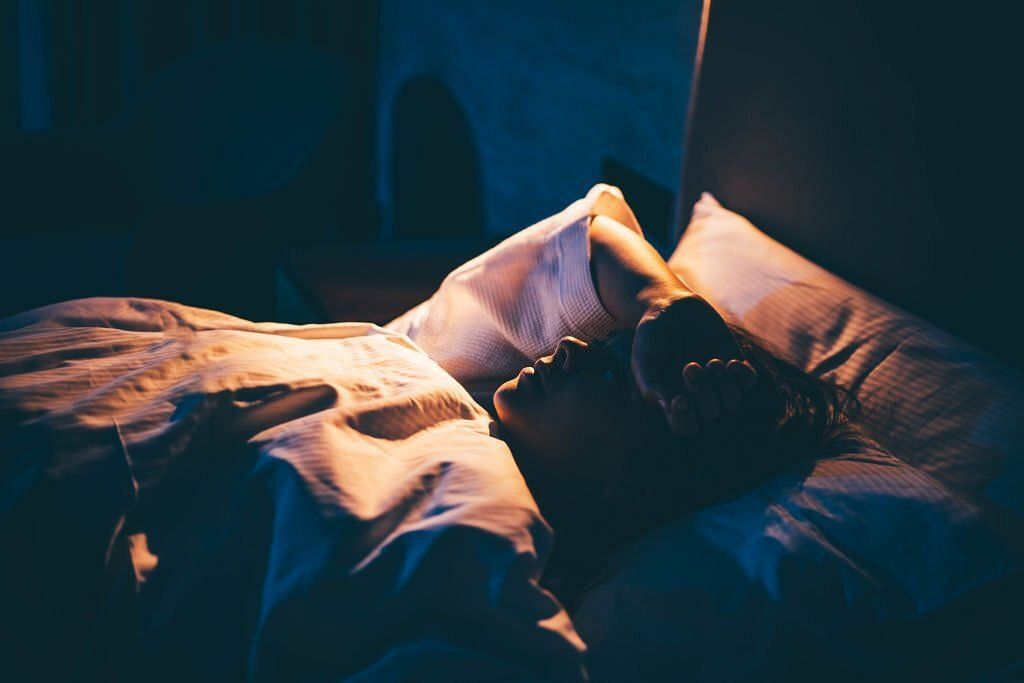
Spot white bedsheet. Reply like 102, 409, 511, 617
0, 184, 641, 681
0, 298, 583, 680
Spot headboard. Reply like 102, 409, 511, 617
679, 1, 1022, 365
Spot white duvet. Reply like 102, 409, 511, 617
0, 185, 636, 681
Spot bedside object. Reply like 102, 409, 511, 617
277, 238, 498, 324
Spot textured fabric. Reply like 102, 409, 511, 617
386, 183, 638, 383
574, 444, 1024, 682
0, 184, 635, 681
570, 194, 1024, 682
667, 193, 1024, 530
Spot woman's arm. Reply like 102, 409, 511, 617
384, 183, 754, 422
588, 213, 696, 330
588, 214, 757, 436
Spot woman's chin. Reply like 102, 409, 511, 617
494, 369, 539, 419
493, 377, 519, 423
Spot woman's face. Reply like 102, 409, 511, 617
493, 334, 654, 490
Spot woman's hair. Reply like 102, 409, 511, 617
616, 324, 864, 535
544, 325, 866, 607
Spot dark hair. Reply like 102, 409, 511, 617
617, 324, 864, 533
544, 325, 865, 608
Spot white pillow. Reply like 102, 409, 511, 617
668, 193, 1024, 524
572, 195, 1024, 681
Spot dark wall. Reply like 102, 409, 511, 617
1, 1, 379, 320
2, 2, 706, 320
681, 0, 1024, 362
376, 1, 703, 246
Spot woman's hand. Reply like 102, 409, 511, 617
631, 294, 758, 437
586, 214, 758, 434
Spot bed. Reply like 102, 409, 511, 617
2, 2, 1023, 682
572, 2, 1024, 680
0, 298, 588, 682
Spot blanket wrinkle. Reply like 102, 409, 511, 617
0, 185, 639, 681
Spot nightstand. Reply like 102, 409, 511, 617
276, 238, 498, 325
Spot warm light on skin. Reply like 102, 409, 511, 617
493, 334, 654, 492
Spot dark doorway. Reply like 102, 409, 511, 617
391, 76, 483, 238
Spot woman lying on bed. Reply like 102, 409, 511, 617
387, 184, 858, 602
0, 184, 856, 680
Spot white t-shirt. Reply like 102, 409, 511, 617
386, 182, 638, 383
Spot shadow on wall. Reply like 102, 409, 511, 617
121, 40, 355, 320
2, 40, 355, 321
600, 157, 675, 251
391, 76, 483, 238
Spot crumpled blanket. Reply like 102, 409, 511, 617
0, 297, 584, 681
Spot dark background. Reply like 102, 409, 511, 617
0, 1, 701, 322
679, 0, 1023, 363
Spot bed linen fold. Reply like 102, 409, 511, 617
0, 299, 584, 681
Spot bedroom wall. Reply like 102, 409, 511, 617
2, 2, 704, 320
376, 1, 703, 246
0, 1, 377, 320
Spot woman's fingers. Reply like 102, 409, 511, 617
727, 359, 758, 391
632, 364, 678, 423
706, 358, 742, 414
669, 393, 699, 437
683, 362, 721, 422
637, 355, 757, 437
657, 359, 758, 438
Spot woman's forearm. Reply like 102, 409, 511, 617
588, 214, 697, 329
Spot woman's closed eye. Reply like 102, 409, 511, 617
584, 366, 622, 389
536, 336, 631, 397
583, 341, 629, 389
